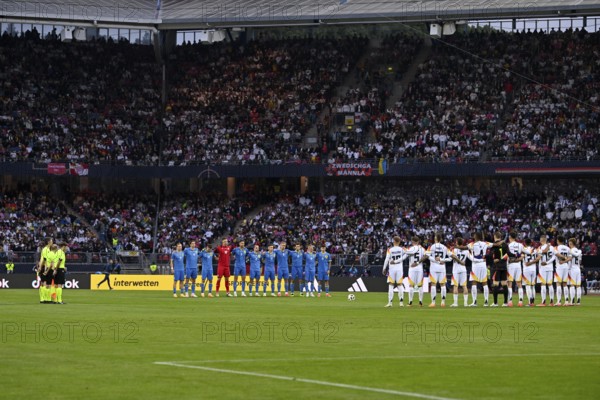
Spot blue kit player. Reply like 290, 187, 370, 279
232, 241, 249, 297
316, 245, 332, 297
263, 244, 277, 297
248, 244, 263, 296
274, 242, 290, 297
170, 243, 185, 297
304, 245, 317, 297
290, 243, 304, 296
199, 243, 215, 298
184, 240, 200, 298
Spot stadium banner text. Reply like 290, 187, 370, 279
90, 275, 413, 292
0, 274, 90, 289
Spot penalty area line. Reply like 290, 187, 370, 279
154, 361, 461, 400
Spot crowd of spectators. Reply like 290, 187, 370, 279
234, 179, 599, 271
0, 31, 161, 165
490, 28, 600, 160
161, 37, 368, 165
328, 33, 423, 161
1, 28, 599, 165
359, 30, 521, 163
2, 178, 599, 268
0, 190, 103, 257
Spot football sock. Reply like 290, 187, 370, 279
503, 284, 508, 304
388, 285, 394, 303
549, 285, 555, 303
441, 285, 446, 301
397, 286, 404, 302
56, 287, 63, 303
493, 285, 499, 304
431, 285, 437, 303
463, 294, 469, 306
471, 285, 477, 303
518, 287, 523, 302
541, 285, 547, 303
556, 286, 562, 303
483, 285, 489, 303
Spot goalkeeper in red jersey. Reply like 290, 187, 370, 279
214, 238, 233, 297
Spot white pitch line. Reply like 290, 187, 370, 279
154, 361, 460, 400
162, 352, 600, 364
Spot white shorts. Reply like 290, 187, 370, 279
568, 267, 582, 286
452, 270, 467, 287
538, 268, 553, 285
408, 267, 424, 287
429, 266, 447, 284
522, 266, 537, 286
470, 263, 488, 283
507, 263, 522, 282
387, 265, 404, 285
555, 264, 569, 284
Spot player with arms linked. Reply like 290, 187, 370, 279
170, 243, 185, 297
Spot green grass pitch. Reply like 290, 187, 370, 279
1, 290, 599, 399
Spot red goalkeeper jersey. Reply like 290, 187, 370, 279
215, 245, 232, 269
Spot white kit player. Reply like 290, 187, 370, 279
468, 232, 492, 307
507, 231, 525, 307
405, 236, 426, 307
426, 233, 452, 307
568, 238, 583, 306
522, 238, 538, 306
382, 236, 407, 308
450, 237, 470, 307
535, 235, 555, 307
554, 236, 571, 306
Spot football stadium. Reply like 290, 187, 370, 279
1, 0, 600, 399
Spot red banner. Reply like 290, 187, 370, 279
325, 163, 373, 177
47, 163, 67, 175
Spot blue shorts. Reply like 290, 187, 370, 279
317, 270, 329, 281
201, 269, 213, 281
186, 269, 198, 280
291, 267, 303, 279
305, 270, 315, 282
264, 269, 275, 281
277, 266, 289, 280
174, 270, 185, 281
250, 269, 261, 280
234, 265, 247, 277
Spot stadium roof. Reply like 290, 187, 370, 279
2, 0, 600, 29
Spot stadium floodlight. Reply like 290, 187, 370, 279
429, 23, 442, 38
443, 22, 456, 35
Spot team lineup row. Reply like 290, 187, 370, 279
383, 232, 583, 308
169, 239, 333, 298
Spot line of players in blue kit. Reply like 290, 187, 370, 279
170, 239, 333, 298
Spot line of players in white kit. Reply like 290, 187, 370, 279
382, 232, 583, 308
